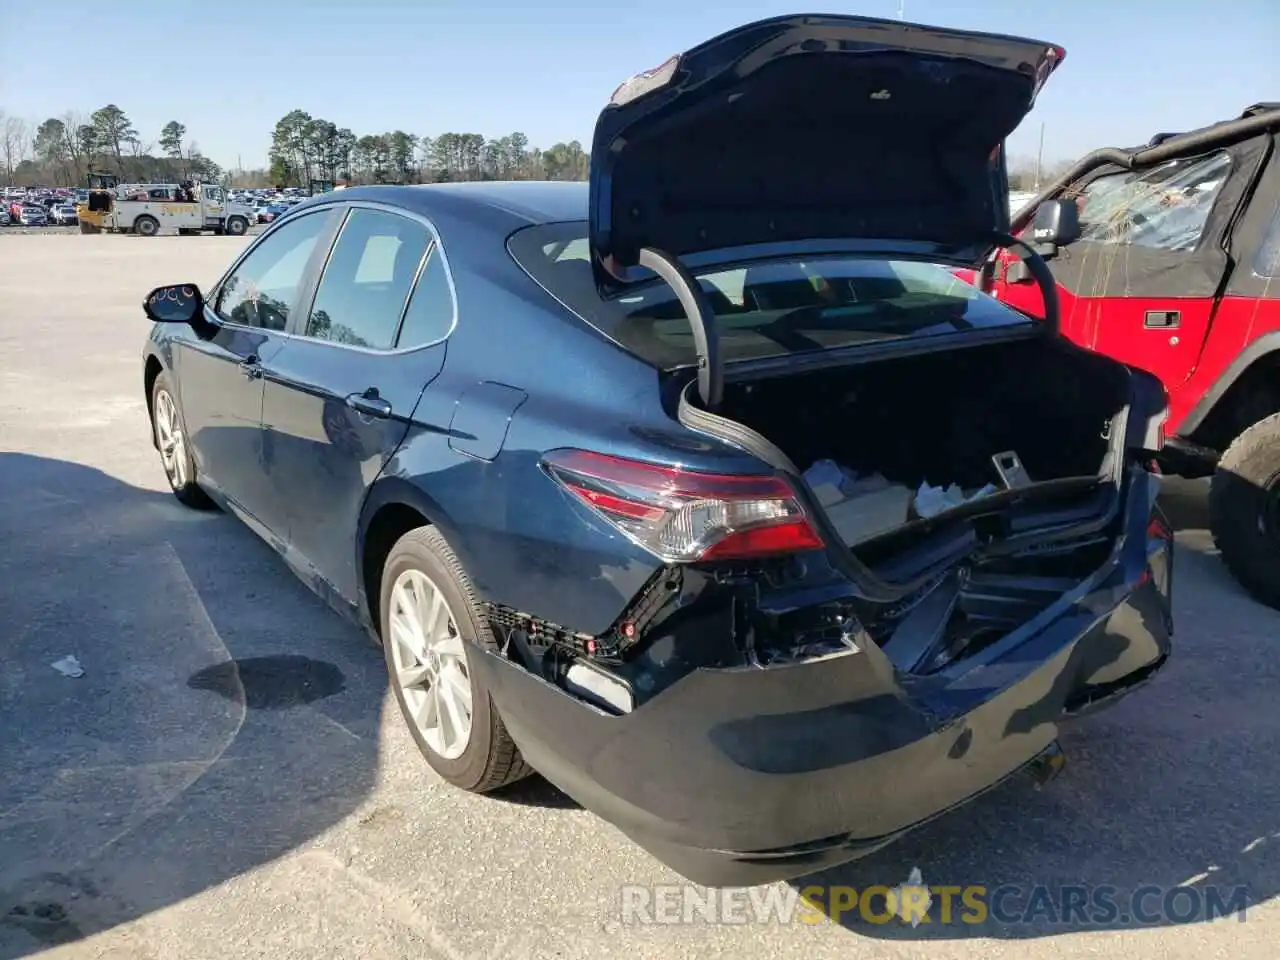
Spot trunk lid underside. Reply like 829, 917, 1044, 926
588, 14, 1065, 282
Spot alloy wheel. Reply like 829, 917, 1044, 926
388, 568, 474, 760
153, 389, 187, 489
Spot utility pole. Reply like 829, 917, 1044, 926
897, 0, 905, 19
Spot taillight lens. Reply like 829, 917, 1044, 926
542, 449, 824, 563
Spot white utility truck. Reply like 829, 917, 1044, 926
77, 178, 254, 236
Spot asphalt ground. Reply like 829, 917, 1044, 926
1, 233, 1277, 960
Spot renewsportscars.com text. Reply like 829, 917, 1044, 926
618, 880, 1250, 927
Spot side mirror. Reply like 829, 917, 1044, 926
144, 284, 204, 324
1030, 199, 1081, 247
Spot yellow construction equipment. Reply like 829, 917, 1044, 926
75, 171, 119, 234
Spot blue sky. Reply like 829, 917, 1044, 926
2, 0, 1275, 170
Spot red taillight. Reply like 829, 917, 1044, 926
542, 449, 824, 563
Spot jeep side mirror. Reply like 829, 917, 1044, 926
143, 284, 203, 324
1030, 199, 1081, 247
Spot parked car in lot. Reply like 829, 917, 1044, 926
138, 15, 1172, 887
48, 203, 78, 225
975, 103, 1280, 609
17, 205, 48, 226
0, 209, 9, 227
256, 202, 290, 223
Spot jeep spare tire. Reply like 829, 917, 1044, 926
1209, 411, 1280, 611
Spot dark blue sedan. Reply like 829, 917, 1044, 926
139, 14, 1172, 887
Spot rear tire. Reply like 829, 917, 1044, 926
380, 525, 532, 792
225, 216, 248, 236
134, 215, 159, 237
1209, 411, 1280, 610
150, 372, 213, 509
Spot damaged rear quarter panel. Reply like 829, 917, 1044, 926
463, 467, 1168, 882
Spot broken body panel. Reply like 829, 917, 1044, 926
476, 15, 1170, 886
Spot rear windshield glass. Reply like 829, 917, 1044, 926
508, 221, 1032, 369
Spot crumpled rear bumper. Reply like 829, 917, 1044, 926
470, 475, 1172, 887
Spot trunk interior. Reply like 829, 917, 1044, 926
697, 335, 1135, 673
717, 336, 1128, 497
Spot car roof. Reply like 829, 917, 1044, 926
301, 181, 589, 233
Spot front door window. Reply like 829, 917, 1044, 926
1070, 151, 1232, 252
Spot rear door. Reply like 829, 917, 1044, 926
260, 203, 456, 602
997, 146, 1259, 390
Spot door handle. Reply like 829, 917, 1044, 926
1144, 310, 1180, 329
238, 355, 262, 379
345, 388, 392, 419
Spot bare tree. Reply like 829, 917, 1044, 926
61, 112, 87, 183
128, 136, 154, 168
3, 116, 28, 183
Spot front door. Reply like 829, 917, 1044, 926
176, 207, 339, 533
261, 205, 455, 601
997, 149, 1246, 391
202, 184, 224, 224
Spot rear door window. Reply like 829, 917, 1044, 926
395, 244, 455, 348
1255, 202, 1280, 278
302, 208, 431, 350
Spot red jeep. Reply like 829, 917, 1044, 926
977, 104, 1280, 608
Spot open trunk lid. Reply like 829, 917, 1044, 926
589, 15, 1064, 279
586, 14, 1065, 407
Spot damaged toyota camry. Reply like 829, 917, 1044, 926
139, 14, 1173, 887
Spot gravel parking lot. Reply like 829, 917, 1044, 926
2, 234, 1278, 960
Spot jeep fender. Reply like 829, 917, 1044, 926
1180, 331, 1280, 437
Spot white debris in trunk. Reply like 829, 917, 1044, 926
804, 459, 1004, 546
914, 481, 1000, 519
825, 484, 914, 544
804, 460, 913, 544
51, 655, 85, 678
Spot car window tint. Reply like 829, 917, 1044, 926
1070, 151, 1231, 252
395, 244, 454, 347
214, 210, 332, 330
1254, 201, 1280, 278
304, 208, 430, 349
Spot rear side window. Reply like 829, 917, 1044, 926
1069, 151, 1232, 252
304, 208, 431, 349
509, 221, 1028, 369
395, 245, 454, 348
1255, 202, 1280, 278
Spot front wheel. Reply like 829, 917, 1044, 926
1209, 411, 1280, 610
150, 372, 213, 509
380, 526, 532, 792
